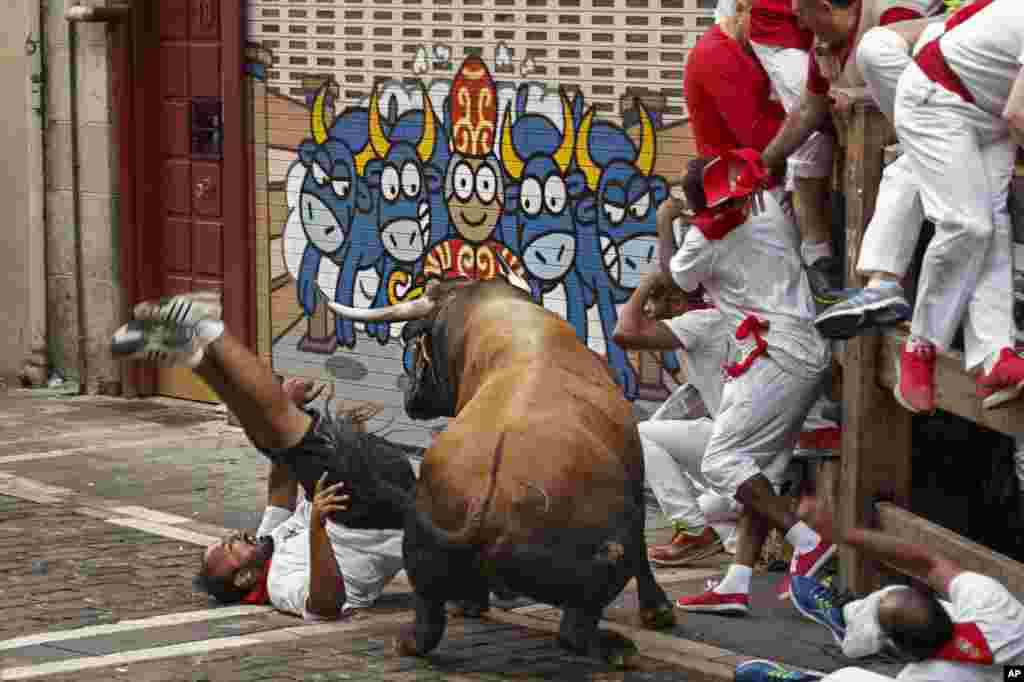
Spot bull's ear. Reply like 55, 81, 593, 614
504, 183, 520, 214
355, 178, 372, 213
650, 176, 669, 204
424, 164, 442, 194
298, 140, 317, 166
574, 195, 597, 225
566, 170, 589, 199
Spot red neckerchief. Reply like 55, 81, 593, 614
934, 622, 995, 665
945, 0, 993, 32
723, 315, 770, 379
692, 203, 749, 241
241, 560, 272, 605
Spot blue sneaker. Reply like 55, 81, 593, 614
789, 575, 847, 644
814, 283, 911, 340
734, 659, 824, 681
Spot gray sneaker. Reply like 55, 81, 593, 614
110, 319, 208, 368
814, 284, 911, 340
133, 291, 222, 326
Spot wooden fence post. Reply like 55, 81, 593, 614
837, 99, 913, 594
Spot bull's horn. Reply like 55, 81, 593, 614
416, 86, 437, 162
311, 83, 331, 145
499, 106, 524, 180
495, 251, 530, 294
636, 99, 655, 176
368, 86, 391, 159
553, 91, 576, 173
575, 108, 600, 190
327, 297, 436, 322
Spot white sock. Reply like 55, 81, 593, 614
800, 240, 832, 266
785, 521, 821, 556
196, 319, 225, 344
713, 563, 752, 595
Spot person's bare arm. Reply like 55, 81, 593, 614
613, 272, 686, 351
803, 502, 963, 596
657, 196, 686, 274
266, 459, 299, 511
762, 92, 832, 171
1004, 66, 1024, 149
306, 473, 350, 619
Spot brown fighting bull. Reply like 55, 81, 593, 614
328, 265, 675, 665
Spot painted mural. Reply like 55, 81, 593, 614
249, 41, 700, 445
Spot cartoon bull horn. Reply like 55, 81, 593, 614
574, 107, 600, 190
328, 296, 437, 322
311, 82, 333, 145
499, 106, 524, 180
417, 85, 437, 162
553, 90, 575, 174
635, 98, 655, 176
368, 85, 391, 159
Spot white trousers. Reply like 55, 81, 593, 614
895, 63, 1016, 368
640, 418, 739, 553
751, 42, 835, 181
820, 669, 898, 681
702, 357, 824, 498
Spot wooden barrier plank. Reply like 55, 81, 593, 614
838, 101, 913, 595
876, 502, 1024, 598
876, 330, 1024, 436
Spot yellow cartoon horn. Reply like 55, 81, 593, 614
368, 86, 391, 159
500, 106, 524, 180
636, 99, 655, 176
416, 86, 437, 161
553, 91, 575, 173
575, 107, 600, 190
311, 82, 331, 145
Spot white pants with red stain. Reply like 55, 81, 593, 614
750, 41, 835, 183
895, 62, 1016, 370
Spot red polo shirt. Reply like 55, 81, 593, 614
750, 0, 814, 51
684, 25, 787, 157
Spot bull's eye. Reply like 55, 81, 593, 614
312, 162, 329, 186
603, 203, 625, 225
381, 166, 400, 202
544, 176, 567, 214
520, 178, 542, 217
401, 162, 421, 198
629, 192, 650, 219
475, 165, 497, 204
332, 179, 351, 199
453, 162, 474, 202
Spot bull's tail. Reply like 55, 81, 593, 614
369, 433, 506, 549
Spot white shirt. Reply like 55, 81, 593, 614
258, 500, 404, 621
665, 308, 727, 417
940, 0, 1024, 118
669, 189, 830, 379
898, 572, 1024, 682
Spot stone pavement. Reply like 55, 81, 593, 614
0, 388, 899, 681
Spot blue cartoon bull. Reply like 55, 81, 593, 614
293, 83, 381, 349
363, 84, 451, 344
499, 88, 593, 341
572, 101, 675, 398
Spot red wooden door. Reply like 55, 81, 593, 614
123, 0, 249, 400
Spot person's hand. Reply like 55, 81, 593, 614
640, 272, 685, 319
282, 377, 328, 407
311, 472, 351, 527
830, 90, 854, 132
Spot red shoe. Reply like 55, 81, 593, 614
675, 589, 750, 615
893, 336, 935, 414
790, 540, 836, 582
977, 347, 1024, 410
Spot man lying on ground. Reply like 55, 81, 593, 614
111, 294, 417, 620
735, 496, 1024, 681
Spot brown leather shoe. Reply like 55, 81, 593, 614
648, 526, 723, 567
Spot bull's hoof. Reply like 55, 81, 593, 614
394, 624, 422, 657
598, 630, 639, 669
639, 602, 676, 630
